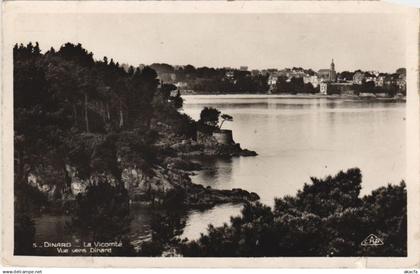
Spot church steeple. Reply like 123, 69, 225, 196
330, 59, 336, 82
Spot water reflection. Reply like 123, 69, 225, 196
190, 157, 233, 188
182, 203, 243, 240
32, 205, 190, 256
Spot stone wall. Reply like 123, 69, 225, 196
212, 129, 234, 145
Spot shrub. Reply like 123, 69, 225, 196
180, 168, 407, 257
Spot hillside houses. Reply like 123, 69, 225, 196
146, 61, 406, 96
265, 60, 406, 96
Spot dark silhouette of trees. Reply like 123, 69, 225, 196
13, 42, 197, 255
352, 81, 375, 95
181, 168, 407, 257
199, 107, 220, 128
161, 64, 268, 94
302, 83, 317, 94
272, 77, 305, 94
138, 211, 187, 256
14, 42, 165, 135
58, 43, 94, 67
150, 63, 175, 74
338, 71, 355, 82
69, 183, 131, 241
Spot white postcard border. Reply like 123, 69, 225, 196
1, 1, 419, 268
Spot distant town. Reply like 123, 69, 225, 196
122, 60, 406, 98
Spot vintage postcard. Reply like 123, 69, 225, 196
1, 0, 419, 268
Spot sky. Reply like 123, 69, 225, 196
13, 13, 407, 73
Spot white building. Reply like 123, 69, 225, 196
320, 82, 328, 95
303, 75, 319, 88
267, 75, 278, 86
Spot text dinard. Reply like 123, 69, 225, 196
43, 241, 123, 248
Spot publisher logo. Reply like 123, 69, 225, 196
361, 234, 384, 246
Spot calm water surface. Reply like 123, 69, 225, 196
34, 95, 406, 248
181, 95, 406, 239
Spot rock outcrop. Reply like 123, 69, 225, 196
23, 124, 259, 210
120, 163, 259, 209
170, 131, 257, 157
29, 158, 259, 210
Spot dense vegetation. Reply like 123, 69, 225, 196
13, 42, 194, 254
271, 76, 318, 94
13, 41, 196, 189
351, 81, 401, 96
150, 63, 269, 94
180, 168, 407, 257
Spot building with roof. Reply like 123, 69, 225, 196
353, 71, 365, 85
303, 75, 319, 88
317, 59, 337, 83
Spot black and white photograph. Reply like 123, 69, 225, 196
1, 0, 419, 268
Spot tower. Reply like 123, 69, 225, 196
330, 59, 336, 82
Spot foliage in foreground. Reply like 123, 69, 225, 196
13, 42, 192, 193
180, 168, 407, 257
13, 42, 190, 255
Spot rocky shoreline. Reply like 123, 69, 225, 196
26, 127, 259, 212
124, 130, 260, 209
122, 157, 259, 210
170, 139, 257, 158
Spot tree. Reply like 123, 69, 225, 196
69, 183, 133, 246
150, 63, 175, 74
160, 83, 177, 99
339, 71, 354, 81
273, 76, 289, 94
302, 83, 316, 94
14, 42, 206, 256
126, 66, 159, 128
219, 114, 233, 129
199, 107, 220, 127
180, 168, 407, 257
138, 211, 186, 256
58, 42, 94, 67
289, 77, 304, 94
396, 68, 406, 75
170, 90, 184, 110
